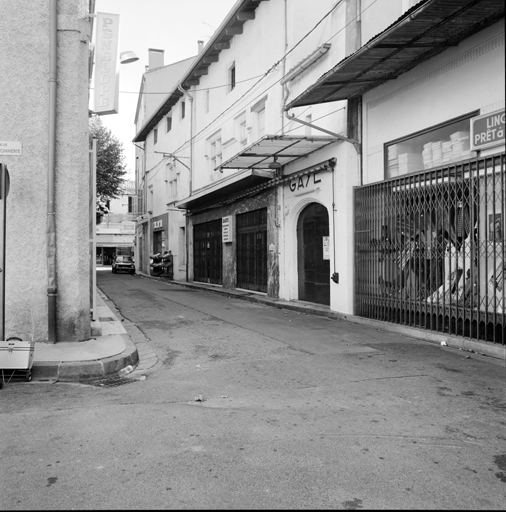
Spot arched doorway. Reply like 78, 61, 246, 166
297, 202, 330, 305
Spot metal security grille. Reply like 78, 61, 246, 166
237, 208, 267, 292
193, 219, 223, 285
355, 153, 505, 345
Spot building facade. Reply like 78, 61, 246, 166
1, 0, 94, 342
287, 0, 505, 351
134, 0, 504, 355
96, 180, 136, 264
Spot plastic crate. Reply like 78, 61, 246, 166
0, 338, 35, 370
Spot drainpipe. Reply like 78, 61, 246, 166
178, 84, 194, 282
47, 0, 58, 343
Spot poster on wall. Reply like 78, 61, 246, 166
323, 236, 330, 260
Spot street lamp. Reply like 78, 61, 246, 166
120, 51, 139, 64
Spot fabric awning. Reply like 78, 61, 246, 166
218, 134, 337, 170
287, 0, 504, 108
176, 169, 274, 211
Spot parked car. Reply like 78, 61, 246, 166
112, 255, 135, 274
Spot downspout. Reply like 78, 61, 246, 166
47, 0, 58, 343
178, 84, 194, 282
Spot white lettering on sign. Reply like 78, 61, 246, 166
222, 216, 233, 243
0, 141, 22, 156
471, 109, 505, 151
287, 172, 321, 193
94, 13, 120, 115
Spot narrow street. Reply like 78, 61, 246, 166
2, 271, 505, 510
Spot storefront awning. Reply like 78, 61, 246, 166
175, 169, 275, 211
218, 134, 337, 170
287, 0, 504, 108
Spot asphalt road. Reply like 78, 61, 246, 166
1, 271, 505, 510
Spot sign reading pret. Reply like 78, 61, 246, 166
470, 109, 505, 151
94, 13, 120, 115
0, 141, 22, 156
222, 216, 233, 243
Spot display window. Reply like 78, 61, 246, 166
385, 111, 479, 179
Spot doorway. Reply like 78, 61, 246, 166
237, 208, 267, 292
297, 202, 330, 305
193, 219, 222, 284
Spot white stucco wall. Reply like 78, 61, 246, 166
362, 20, 505, 184
0, 0, 91, 342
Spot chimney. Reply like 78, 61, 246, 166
197, 40, 204, 54
148, 48, 164, 70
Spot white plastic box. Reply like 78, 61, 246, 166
0, 339, 35, 370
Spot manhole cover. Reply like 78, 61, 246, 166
99, 317, 115, 322
88, 376, 139, 388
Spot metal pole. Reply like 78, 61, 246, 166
90, 139, 97, 321
0, 164, 7, 340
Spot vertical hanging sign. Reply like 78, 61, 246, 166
94, 13, 120, 115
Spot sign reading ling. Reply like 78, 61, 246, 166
470, 109, 505, 151
94, 13, 120, 115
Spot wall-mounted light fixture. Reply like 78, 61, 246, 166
268, 156, 282, 169
120, 51, 139, 64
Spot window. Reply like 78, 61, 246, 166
208, 132, 222, 172
127, 196, 135, 214
181, 101, 186, 119
235, 112, 247, 149
205, 90, 210, 114
166, 115, 172, 133
385, 111, 479, 179
251, 98, 266, 140
229, 63, 236, 91
153, 127, 158, 145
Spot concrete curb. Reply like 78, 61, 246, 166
139, 272, 505, 362
32, 334, 139, 382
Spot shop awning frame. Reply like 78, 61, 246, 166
287, 0, 505, 108
175, 168, 275, 212
217, 134, 338, 171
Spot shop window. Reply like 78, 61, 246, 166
385, 111, 479, 179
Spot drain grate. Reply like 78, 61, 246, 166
88, 376, 139, 388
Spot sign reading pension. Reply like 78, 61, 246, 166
470, 109, 505, 151
94, 13, 120, 115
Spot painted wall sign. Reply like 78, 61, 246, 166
153, 220, 163, 230
322, 236, 330, 260
94, 13, 120, 115
470, 109, 505, 151
287, 171, 322, 193
222, 215, 233, 243
0, 141, 22, 156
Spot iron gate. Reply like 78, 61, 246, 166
355, 153, 505, 345
236, 208, 267, 292
193, 219, 222, 285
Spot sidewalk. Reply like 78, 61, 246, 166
31, 288, 138, 382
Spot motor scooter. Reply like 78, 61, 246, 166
149, 253, 164, 276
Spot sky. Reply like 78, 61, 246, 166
93, 0, 238, 179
